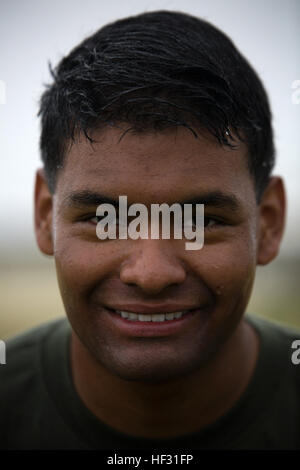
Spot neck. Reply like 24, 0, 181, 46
70, 318, 259, 439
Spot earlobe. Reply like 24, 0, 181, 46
34, 169, 54, 255
257, 177, 286, 265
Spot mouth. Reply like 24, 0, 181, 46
103, 306, 200, 337
113, 309, 189, 322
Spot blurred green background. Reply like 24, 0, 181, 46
1, 251, 299, 340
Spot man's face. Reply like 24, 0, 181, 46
48, 126, 260, 382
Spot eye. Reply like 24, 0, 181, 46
78, 214, 102, 225
82, 214, 124, 225
193, 216, 226, 230
78, 214, 108, 225
88, 215, 101, 224
203, 216, 219, 229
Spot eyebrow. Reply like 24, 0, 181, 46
64, 190, 241, 212
65, 191, 120, 209
183, 191, 240, 212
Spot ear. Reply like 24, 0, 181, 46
257, 176, 286, 265
34, 168, 54, 255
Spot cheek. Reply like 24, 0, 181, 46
54, 233, 121, 298
189, 235, 257, 305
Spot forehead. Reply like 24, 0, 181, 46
58, 126, 254, 202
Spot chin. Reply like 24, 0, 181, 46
106, 363, 198, 384
92, 345, 209, 384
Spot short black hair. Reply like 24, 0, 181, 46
39, 10, 275, 199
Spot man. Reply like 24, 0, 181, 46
1, 10, 299, 450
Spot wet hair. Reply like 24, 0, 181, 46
39, 10, 275, 200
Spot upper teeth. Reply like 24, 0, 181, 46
115, 311, 188, 322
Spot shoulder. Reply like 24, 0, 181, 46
0, 318, 73, 449
246, 313, 300, 342
0, 318, 68, 399
246, 313, 300, 382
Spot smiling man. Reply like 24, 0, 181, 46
1, 10, 300, 450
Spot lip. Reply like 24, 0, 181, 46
105, 303, 199, 315
103, 306, 199, 337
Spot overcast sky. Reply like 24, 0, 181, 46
0, 0, 299, 259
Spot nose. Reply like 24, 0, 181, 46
119, 240, 186, 295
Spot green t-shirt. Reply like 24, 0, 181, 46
0, 314, 300, 450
